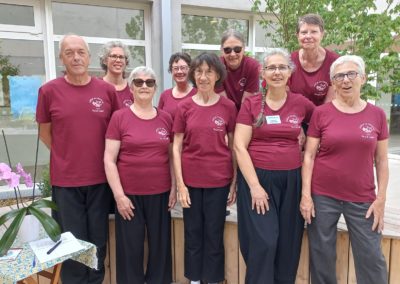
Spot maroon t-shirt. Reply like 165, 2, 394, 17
216, 56, 260, 110
173, 96, 237, 188
237, 92, 315, 170
106, 108, 172, 195
308, 102, 389, 202
116, 84, 133, 109
158, 87, 197, 119
36, 77, 118, 187
289, 49, 339, 106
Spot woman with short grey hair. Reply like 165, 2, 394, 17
105, 66, 175, 283
301, 55, 389, 284
99, 41, 133, 108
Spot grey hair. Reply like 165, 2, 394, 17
262, 48, 295, 71
128, 66, 157, 89
58, 34, 90, 57
329, 55, 366, 81
254, 48, 294, 127
98, 41, 131, 72
220, 29, 246, 47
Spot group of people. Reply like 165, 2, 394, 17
36, 12, 389, 284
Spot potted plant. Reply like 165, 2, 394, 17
0, 130, 61, 256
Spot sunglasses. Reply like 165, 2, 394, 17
132, 79, 156, 87
223, 46, 243, 54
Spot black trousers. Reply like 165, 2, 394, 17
115, 191, 172, 284
237, 168, 304, 284
52, 183, 112, 284
183, 185, 230, 283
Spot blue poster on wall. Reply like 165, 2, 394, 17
8, 76, 42, 119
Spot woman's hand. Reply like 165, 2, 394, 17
227, 181, 237, 206
250, 184, 269, 215
168, 188, 177, 210
115, 195, 135, 221
177, 184, 191, 208
366, 198, 386, 233
300, 195, 315, 224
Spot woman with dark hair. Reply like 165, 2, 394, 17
288, 14, 339, 106
104, 66, 175, 284
173, 52, 237, 284
216, 29, 260, 110
158, 52, 197, 119
99, 41, 133, 108
234, 48, 314, 284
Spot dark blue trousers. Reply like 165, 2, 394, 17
52, 183, 112, 284
237, 168, 304, 284
183, 185, 230, 283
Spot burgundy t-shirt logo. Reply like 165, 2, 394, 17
123, 99, 133, 107
314, 81, 328, 95
286, 114, 300, 128
212, 116, 225, 132
89, 98, 104, 113
359, 123, 376, 139
156, 127, 169, 140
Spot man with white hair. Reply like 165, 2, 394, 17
36, 34, 117, 284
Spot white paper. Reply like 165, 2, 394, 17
29, 232, 84, 263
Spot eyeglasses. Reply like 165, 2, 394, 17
264, 65, 290, 72
332, 71, 359, 82
194, 69, 215, 77
223, 46, 243, 54
171, 65, 189, 72
108, 54, 126, 61
132, 79, 156, 87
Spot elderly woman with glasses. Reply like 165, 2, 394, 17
158, 52, 197, 119
99, 41, 133, 108
173, 52, 237, 284
234, 48, 315, 284
104, 66, 175, 284
301, 55, 389, 284
216, 29, 260, 110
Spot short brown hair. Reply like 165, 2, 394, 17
296, 14, 324, 33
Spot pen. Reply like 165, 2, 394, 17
32, 255, 36, 267
46, 240, 62, 255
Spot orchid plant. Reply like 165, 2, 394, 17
0, 161, 61, 256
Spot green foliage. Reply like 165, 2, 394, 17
125, 14, 146, 65
0, 43, 20, 106
251, 0, 400, 100
0, 200, 61, 256
38, 166, 51, 198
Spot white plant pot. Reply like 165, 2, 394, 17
17, 214, 40, 243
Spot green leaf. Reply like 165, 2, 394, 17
0, 209, 20, 227
28, 206, 61, 242
0, 208, 27, 256
30, 199, 59, 211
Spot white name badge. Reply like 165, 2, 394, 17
266, 115, 281, 124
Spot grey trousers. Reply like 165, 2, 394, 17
308, 195, 387, 284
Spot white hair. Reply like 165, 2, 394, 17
58, 34, 90, 57
330, 55, 366, 81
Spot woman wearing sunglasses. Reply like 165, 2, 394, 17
288, 14, 339, 106
99, 41, 133, 109
216, 29, 260, 110
158, 52, 197, 119
173, 52, 237, 284
234, 48, 314, 284
104, 66, 175, 284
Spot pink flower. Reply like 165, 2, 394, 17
6, 172, 20, 188
16, 163, 33, 187
0, 163, 12, 180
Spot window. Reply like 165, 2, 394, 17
0, 1, 41, 33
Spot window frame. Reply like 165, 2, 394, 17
0, 0, 42, 34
